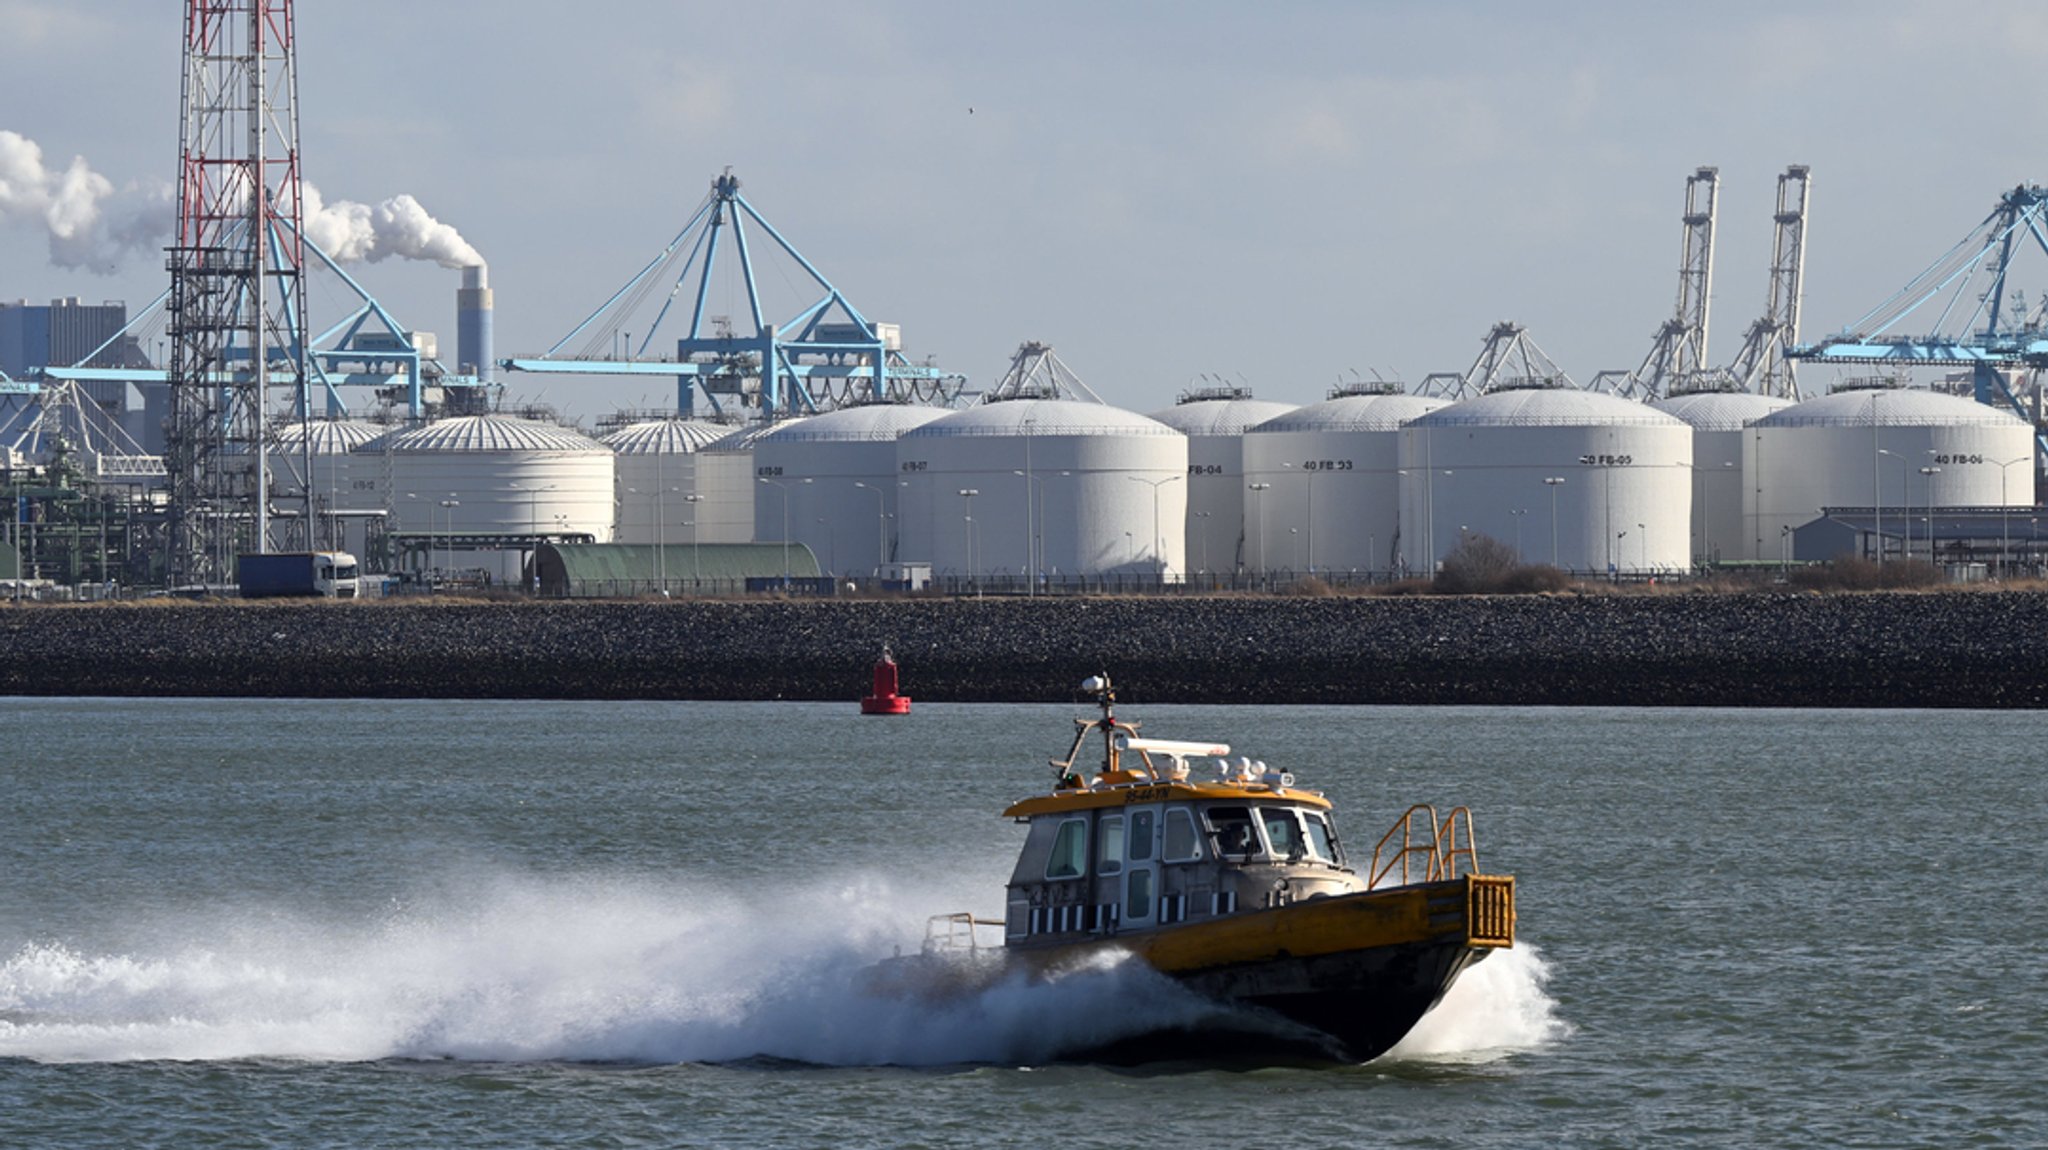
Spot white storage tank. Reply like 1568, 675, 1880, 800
895, 398, 1189, 580
750, 403, 947, 577
1241, 389, 1446, 576
602, 417, 727, 545
1651, 389, 1793, 565
368, 415, 615, 581
1399, 386, 1693, 575
1148, 391, 1297, 574
696, 418, 808, 544
272, 418, 384, 556
1744, 385, 2034, 562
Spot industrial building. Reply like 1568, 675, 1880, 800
1241, 387, 1445, 576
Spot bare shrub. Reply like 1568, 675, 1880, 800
1498, 563, 1572, 593
1433, 533, 1522, 594
1788, 554, 1943, 591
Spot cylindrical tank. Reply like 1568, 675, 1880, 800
750, 403, 947, 576
1651, 390, 1793, 565
272, 418, 384, 556
1744, 385, 2034, 561
602, 417, 728, 545
696, 418, 808, 544
1148, 393, 1297, 575
1398, 387, 1693, 574
1240, 390, 1446, 576
366, 414, 614, 581
895, 398, 1189, 580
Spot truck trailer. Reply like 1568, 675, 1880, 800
236, 552, 360, 599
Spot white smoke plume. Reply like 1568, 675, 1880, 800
0, 129, 173, 272
0, 129, 483, 272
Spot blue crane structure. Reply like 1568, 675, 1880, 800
1792, 183, 2048, 454
502, 170, 965, 418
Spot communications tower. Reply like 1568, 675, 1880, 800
164, 0, 312, 585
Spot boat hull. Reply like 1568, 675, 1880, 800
1011, 874, 1515, 1063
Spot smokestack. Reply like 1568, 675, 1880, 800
457, 262, 493, 382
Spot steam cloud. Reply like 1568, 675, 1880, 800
0, 129, 483, 273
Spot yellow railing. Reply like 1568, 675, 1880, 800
1366, 804, 1482, 890
922, 911, 1007, 954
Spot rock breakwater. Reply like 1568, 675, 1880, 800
3, 593, 2044, 706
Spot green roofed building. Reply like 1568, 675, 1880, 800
535, 542, 822, 597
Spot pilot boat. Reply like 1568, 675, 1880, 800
921, 674, 1516, 1063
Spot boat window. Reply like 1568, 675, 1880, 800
1046, 819, 1088, 880
1262, 808, 1304, 861
1206, 806, 1257, 857
1126, 867, 1154, 919
1128, 809, 1155, 861
1098, 815, 1124, 876
1305, 812, 1341, 865
1163, 809, 1201, 862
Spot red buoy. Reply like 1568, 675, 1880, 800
860, 646, 912, 714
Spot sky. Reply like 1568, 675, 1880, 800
4, 0, 2047, 422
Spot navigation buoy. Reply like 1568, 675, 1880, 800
860, 646, 912, 715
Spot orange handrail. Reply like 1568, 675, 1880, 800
1367, 804, 1484, 890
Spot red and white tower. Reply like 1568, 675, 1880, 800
164, 0, 311, 584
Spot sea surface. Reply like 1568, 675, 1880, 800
0, 697, 2040, 1148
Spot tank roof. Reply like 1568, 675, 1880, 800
376, 415, 606, 453
1407, 388, 1684, 429
274, 418, 383, 453
1248, 392, 1447, 434
1651, 391, 1794, 431
600, 418, 729, 455
906, 397, 1180, 439
755, 403, 948, 443
703, 417, 812, 454
1753, 387, 2029, 428
1147, 397, 1298, 435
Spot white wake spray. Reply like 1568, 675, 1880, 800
0, 129, 481, 272
0, 872, 1563, 1067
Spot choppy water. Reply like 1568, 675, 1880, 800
0, 697, 2040, 1147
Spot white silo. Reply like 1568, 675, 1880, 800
750, 403, 947, 577
696, 418, 808, 544
1651, 389, 1793, 565
1399, 386, 1693, 575
895, 398, 1189, 581
1148, 390, 1297, 575
1241, 388, 1446, 577
272, 418, 385, 555
1744, 385, 2034, 562
602, 417, 727, 545
373, 415, 615, 581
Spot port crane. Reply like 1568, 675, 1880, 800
1715, 166, 1811, 399
1792, 182, 2048, 455
1591, 167, 1720, 400
503, 170, 965, 419
1418, 321, 1578, 399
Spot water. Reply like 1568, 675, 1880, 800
0, 698, 2041, 1147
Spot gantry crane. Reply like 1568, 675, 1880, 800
1592, 167, 1720, 400
1417, 321, 1577, 399
1719, 165, 1811, 399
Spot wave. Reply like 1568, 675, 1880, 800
0, 872, 1563, 1066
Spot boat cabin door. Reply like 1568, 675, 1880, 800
1122, 807, 1159, 927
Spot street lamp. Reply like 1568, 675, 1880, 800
1282, 461, 1318, 573
1193, 511, 1212, 574
959, 488, 980, 594
1247, 482, 1272, 583
1510, 509, 1527, 561
438, 497, 460, 579
1636, 522, 1646, 573
1993, 455, 2031, 577
1543, 477, 1565, 568
1127, 473, 1182, 577
854, 480, 888, 580
1918, 465, 1941, 566
683, 493, 703, 587
757, 476, 810, 585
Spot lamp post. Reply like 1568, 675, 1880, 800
683, 493, 703, 588
1637, 522, 1646, 573
1282, 461, 1318, 573
758, 476, 797, 585
1193, 511, 1212, 575
1013, 469, 1048, 594
1994, 455, 2030, 577
1510, 508, 1527, 561
1247, 482, 1272, 584
1543, 477, 1565, 568
959, 488, 980, 595
854, 480, 888, 580
438, 498, 460, 579
1127, 473, 1182, 577
1918, 465, 1941, 566
1780, 524, 1791, 579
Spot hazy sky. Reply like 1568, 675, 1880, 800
4, 1, 2046, 421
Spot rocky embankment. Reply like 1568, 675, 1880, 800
2, 593, 2044, 706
